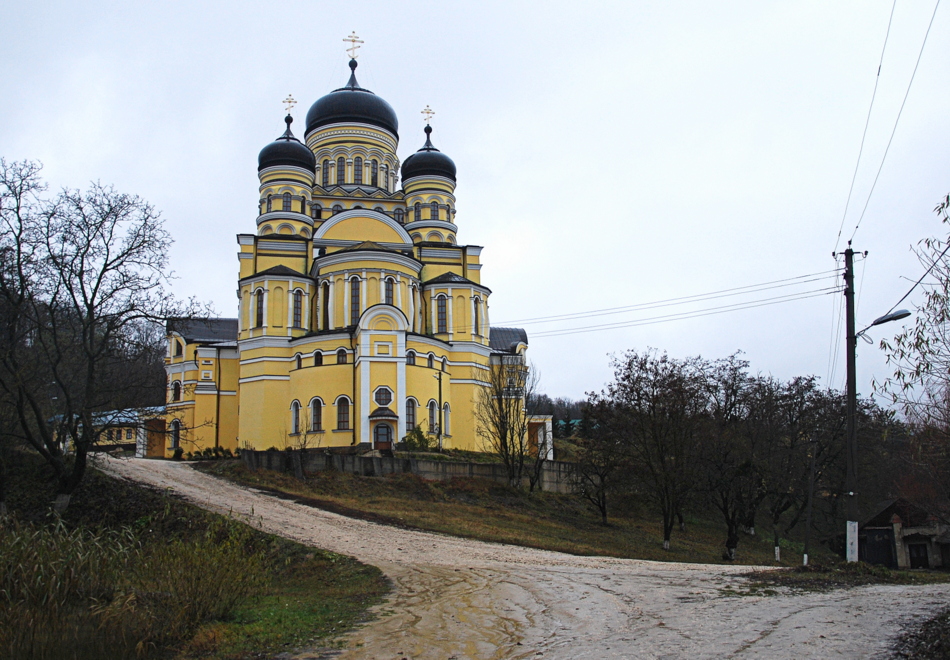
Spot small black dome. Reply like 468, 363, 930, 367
305, 60, 399, 137
258, 116, 316, 172
401, 125, 456, 182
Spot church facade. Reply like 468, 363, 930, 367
162, 54, 529, 456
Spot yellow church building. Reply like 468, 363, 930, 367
162, 51, 529, 456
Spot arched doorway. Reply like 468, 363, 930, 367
373, 423, 393, 451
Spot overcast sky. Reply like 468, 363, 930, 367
2, 1, 948, 402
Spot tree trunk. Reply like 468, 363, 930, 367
677, 509, 686, 532
662, 511, 674, 550
773, 528, 781, 562
53, 493, 71, 515
723, 524, 739, 560
599, 493, 608, 525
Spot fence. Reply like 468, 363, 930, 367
240, 448, 577, 494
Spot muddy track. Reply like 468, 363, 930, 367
100, 457, 948, 659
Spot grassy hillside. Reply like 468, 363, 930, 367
199, 459, 829, 566
2, 450, 388, 660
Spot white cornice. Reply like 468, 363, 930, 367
258, 165, 315, 180
306, 123, 399, 153
238, 375, 291, 384
404, 220, 458, 233
315, 251, 421, 274
256, 211, 314, 227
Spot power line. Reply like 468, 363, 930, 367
878, 239, 950, 321
495, 269, 841, 327
849, 0, 942, 243
530, 286, 841, 339
834, 0, 898, 254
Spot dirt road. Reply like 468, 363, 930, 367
100, 457, 947, 659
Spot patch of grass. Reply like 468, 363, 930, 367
3, 449, 389, 659
892, 607, 950, 659
198, 459, 825, 566
741, 561, 950, 594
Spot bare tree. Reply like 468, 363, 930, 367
573, 399, 625, 524
475, 355, 540, 488
0, 159, 198, 512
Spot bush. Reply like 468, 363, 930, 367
401, 427, 431, 452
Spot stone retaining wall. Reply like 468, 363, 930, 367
240, 449, 576, 494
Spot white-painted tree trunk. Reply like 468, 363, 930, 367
774, 546, 781, 562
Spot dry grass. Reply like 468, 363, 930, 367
200, 460, 823, 566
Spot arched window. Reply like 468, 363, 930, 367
293, 290, 303, 328
394, 208, 404, 224
255, 289, 265, 328
332, 204, 342, 215
384, 278, 394, 306
172, 381, 182, 402
406, 350, 415, 366
445, 205, 452, 220
337, 397, 350, 430
295, 354, 302, 369
322, 159, 330, 187
427, 353, 434, 369
312, 204, 322, 220
321, 282, 330, 330
174, 339, 183, 357
443, 403, 451, 436
406, 399, 417, 430
441, 357, 448, 372
337, 349, 347, 365
282, 192, 292, 211
414, 202, 421, 222
381, 165, 389, 191
314, 351, 323, 367
266, 195, 273, 212
354, 156, 363, 185
430, 202, 439, 220
291, 401, 300, 434
371, 159, 378, 186
374, 424, 392, 446
310, 399, 323, 431
473, 297, 481, 336
170, 420, 181, 449
437, 295, 447, 333
350, 277, 360, 325
428, 400, 438, 433
336, 156, 346, 185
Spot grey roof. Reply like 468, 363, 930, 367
239, 265, 306, 282
423, 271, 491, 293
489, 327, 528, 354
167, 318, 239, 344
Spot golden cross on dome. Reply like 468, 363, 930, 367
283, 94, 297, 115
421, 105, 435, 125
343, 31, 364, 59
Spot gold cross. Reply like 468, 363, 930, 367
421, 105, 435, 125
343, 31, 364, 59
283, 94, 297, 115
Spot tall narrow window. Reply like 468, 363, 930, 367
381, 165, 389, 191
321, 282, 330, 330
385, 279, 394, 306
282, 192, 291, 211
430, 202, 439, 220
337, 349, 347, 364
336, 157, 346, 185
295, 354, 302, 369
300, 198, 308, 214
428, 401, 437, 432
350, 277, 360, 325
371, 159, 378, 186
406, 350, 415, 366
437, 295, 447, 333
172, 382, 181, 402
354, 157, 363, 184
414, 202, 421, 222
171, 420, 180, 449
322, 159, 330, 187
406, 399, 416, 430
394, 208, 404, 224
473, 297, 481, 336
266, 195, 273, 212
443, 404, 451, 436
337, 398, 350, 430
445, 205, 452, 220
310, 400, 323, 431
255, 290, 265, 328
314, 351, 323, 366
442, 357, 448, 372
427, 353, 434, 369
291, 401, 300, 434
174, 339, 183, 357
293, 290, 302, 328
312, 204, 322, 220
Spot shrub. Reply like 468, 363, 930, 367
172, 447, 184, 461
401, 427, 431, 452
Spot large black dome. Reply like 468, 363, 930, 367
258, 116, 316, 172
305, 60, 399, 137
401, 126, 456, 182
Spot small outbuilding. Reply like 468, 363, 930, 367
860, 498, 950, 569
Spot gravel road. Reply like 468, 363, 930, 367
100, 457, 948, 659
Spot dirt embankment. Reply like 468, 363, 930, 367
101, 457, 949, 660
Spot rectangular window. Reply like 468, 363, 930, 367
311, 403, 322, 432
350, 278, 360, 325
437, 296, 447, 333
337, 400, 350, 430
201, 371, 212, 380
406, 400, 416, 430
293, 290, 302, 328
126, 429, 133, 440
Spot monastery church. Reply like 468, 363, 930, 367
160, 43, 531, 457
